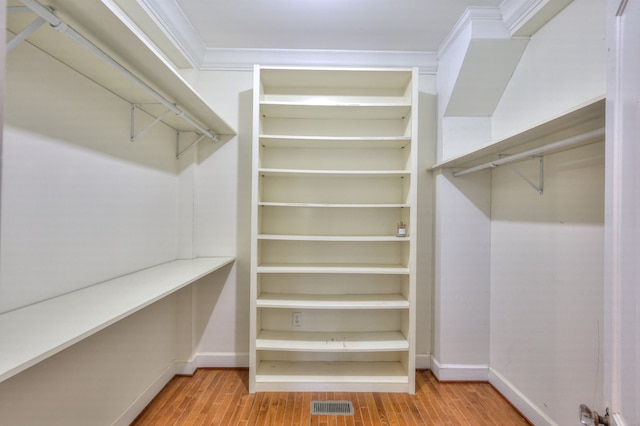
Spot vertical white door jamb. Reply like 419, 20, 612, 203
605, 1, 639, 425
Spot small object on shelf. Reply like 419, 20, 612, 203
396, 222, 407, 237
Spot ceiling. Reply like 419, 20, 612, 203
151, 0, 504, 53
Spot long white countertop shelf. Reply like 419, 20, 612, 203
257, 263, 410, 275
259, 202, 410, 209
259, 135, 411, 149
256, 330, 409, 352
256, 293, 410, 309
0, 257, 235, 383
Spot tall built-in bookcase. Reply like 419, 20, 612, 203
250, 67, 418, 393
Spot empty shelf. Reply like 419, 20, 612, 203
257, 293, 410, 309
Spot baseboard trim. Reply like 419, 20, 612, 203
113, 363, 176, 426
182, 352, 250, 371
416, 353, 432, 369
489, 367, 556, 426
430, 356, 489, 381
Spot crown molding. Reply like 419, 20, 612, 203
199, 48, 438, 74
438, 6, 506, 58
137, 0, 206, 67
500, 0, 574, 36
501, 0, 543, 34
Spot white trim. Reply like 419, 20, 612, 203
137, 0, 206, 67
500, 0, 574, 36
430, 356, 489, 381
113, 363, 176, 426
489, 367, 556, 426
193, 352, 250, 369
200, 48, 438, 74
438, 7, 505, 58
416, 353, 432, 370
500, 0, 544, 34
611, 413, 627, 426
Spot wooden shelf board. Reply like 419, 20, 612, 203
257, 293, 410, 309
256, 330, 409, 352
258, 234, 409, 242
259, 135, 411, 149
255, 361, 409, 383
258, 168, 409, 178
430, 97, 605, 171
259, 67, 413, 90
260, 102, 411, 120
257, 263, 410, 275
0, 257, 234, 383
259, 202, 410, 209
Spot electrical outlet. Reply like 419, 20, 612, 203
292, 312, 302, 327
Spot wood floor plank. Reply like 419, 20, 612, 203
131, 369, 531, 426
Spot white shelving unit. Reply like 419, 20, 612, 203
250, 66, 418, 393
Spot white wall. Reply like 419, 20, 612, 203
183, 70, 254, 366
490, 143, 605, 426
483, 1, 607, 424
0, 26, 205, 425
432, 168, 491, 378
491, 0, 606, 141
1, 35, 179, 314
417, 74, 437, 367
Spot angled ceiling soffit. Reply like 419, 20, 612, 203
437, 6, 529, 117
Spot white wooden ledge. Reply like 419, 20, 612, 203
0, 257, 235, 383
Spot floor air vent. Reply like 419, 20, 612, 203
311, 401, 354, 416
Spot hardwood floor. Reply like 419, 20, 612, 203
131, 369, 531, 425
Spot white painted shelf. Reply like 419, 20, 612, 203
259, 135, 411, 149
430, 97, 605, 171
257, 263, 411, 275
6, 0, 236, 138
251, 66, 417, 393
260, 102, 412, 120
258, 234, 410, 242
256, 293, 410, 309
259, 202, 410, 208
258, 168, 410, 178
255, 361, 409, 384
256, 331, 409, 352
0, 257, 234, 383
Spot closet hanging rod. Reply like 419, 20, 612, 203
18, 0, 219, 143
452, 127, 605, 177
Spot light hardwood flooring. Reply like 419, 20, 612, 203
131, 369, 531, 425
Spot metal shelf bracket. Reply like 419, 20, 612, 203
130, 103, 172, 142
504, 156, 544, 195
7, 7, 46, 52
176, 131, 207, 159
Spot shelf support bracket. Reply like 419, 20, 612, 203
176, 131, 207, 159
130, 103, 172, 142
6, 15, 45, 52
504, 156, 544, 195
